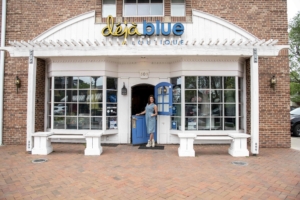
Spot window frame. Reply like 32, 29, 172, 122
48, 76, 104, 131
170, 76, 243, 132
123, 0, 164, 17
102, 0, 117, 17
171, 0, 185, 17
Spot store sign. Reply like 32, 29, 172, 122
102, 15, 184, 45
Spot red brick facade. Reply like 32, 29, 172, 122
0, 0, 290, 148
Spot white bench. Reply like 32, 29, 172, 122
178, 133, 250, 157
31, 132, 102, 156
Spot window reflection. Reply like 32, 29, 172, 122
51, 76, 104, 130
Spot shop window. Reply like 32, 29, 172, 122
124, 0, 163, 17
171, 77, 182, 130
106, 77, 118, 130
171, 0, 185, 16
103, 0, 116, 17
50, 76, 103, 130
185, 76, 238, 131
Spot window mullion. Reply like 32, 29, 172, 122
103, 76, 107, 131
181, 76, 185, 131
235, 76, 239, 131
51, 77, 54, 130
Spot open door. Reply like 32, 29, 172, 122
155, 82, 173, 115
131, 82, 172, 145
131, 84, 156, 145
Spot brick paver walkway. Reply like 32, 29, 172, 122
0, 144, 300, 200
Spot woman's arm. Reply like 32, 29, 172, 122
151, 105, 158, 117
136, 110, 146, 115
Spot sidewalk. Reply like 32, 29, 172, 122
1, 143, 300, 200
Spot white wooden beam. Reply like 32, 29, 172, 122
257, 39, 266, 46
49, 40, 56, 47
269, 39, 278, 46
64, 40, 72, 46
236, 39, 243, 46
71, 39, 79, 46
200, 39, 204, 45
222, 39, 227, 45
57, 40, 64, 47
214, 39, 219, 45
79, 40, 85, 46
94, 39, 100, 46
86, 39, 93, 46
229, 39, 235, 45
207, 38, 212, 45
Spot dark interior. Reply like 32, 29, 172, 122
131, 84, 154, 115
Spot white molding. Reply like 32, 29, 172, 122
33, 11, 95, 42
250, 56, 259, 155
192, 9, 258, 41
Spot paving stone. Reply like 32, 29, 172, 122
0, 144, 300, 199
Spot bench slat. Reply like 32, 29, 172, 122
195, 136, 232, 140
49, 135, 85, 139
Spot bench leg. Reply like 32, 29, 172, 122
85, 137, 102, 156
178, 136, 195, 157
228, 137, 249, 157
32, 136, 53, 155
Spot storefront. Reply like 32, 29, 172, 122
1, 4, 290, 155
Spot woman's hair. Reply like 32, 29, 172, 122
148, 95, 155, 104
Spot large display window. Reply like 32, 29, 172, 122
170, 76, 244, 131
48, 76, 113, 130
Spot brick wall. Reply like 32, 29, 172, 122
35, 59, 45, 133
0, 0, 290, 147
2, 56, 28, 145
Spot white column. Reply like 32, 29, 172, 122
250, 51, 259, 155
0, 0, 7, 146
26, 51, 37, 151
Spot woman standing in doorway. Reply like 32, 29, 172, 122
136, 95, 158, 147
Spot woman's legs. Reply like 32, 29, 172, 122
150, 133, 153, 140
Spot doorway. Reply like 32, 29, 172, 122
131, 84, 154, 115
131, 84, 154, 144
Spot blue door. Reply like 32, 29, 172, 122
155, 82, 173, 115
131, 82, 172, 145
131, 115, 157, 145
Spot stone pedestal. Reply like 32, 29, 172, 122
228, 133, 250, 157
178, 133, 196, 157
84, 132, 102, 156
31, 132, 53, 155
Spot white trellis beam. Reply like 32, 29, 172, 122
86, 39, 93, 46
237, 39, 243, 46
57, 40, 64, 47
207, 38, 212, 45
79, 40, 85, 46
257, 39, 266, 46
94, 39, 100, 46
71, 39, 79, 46
64, 40, 72, 46
49, 40, 56, 47
269, 39, 278, 46
42, 40, 50, 47
200, 39, 204, 45
222, 39, 227, 45
214, 39, 219, 45
229, 39, 235, 45
264, 39, 273, 46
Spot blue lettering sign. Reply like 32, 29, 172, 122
161, 23, 171, 36
172, 23, 184, 36
143, 20, 155, 36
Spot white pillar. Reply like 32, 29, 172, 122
250, 50, 259, 155
26, 51, 37, 151
0, 0, 7, 146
